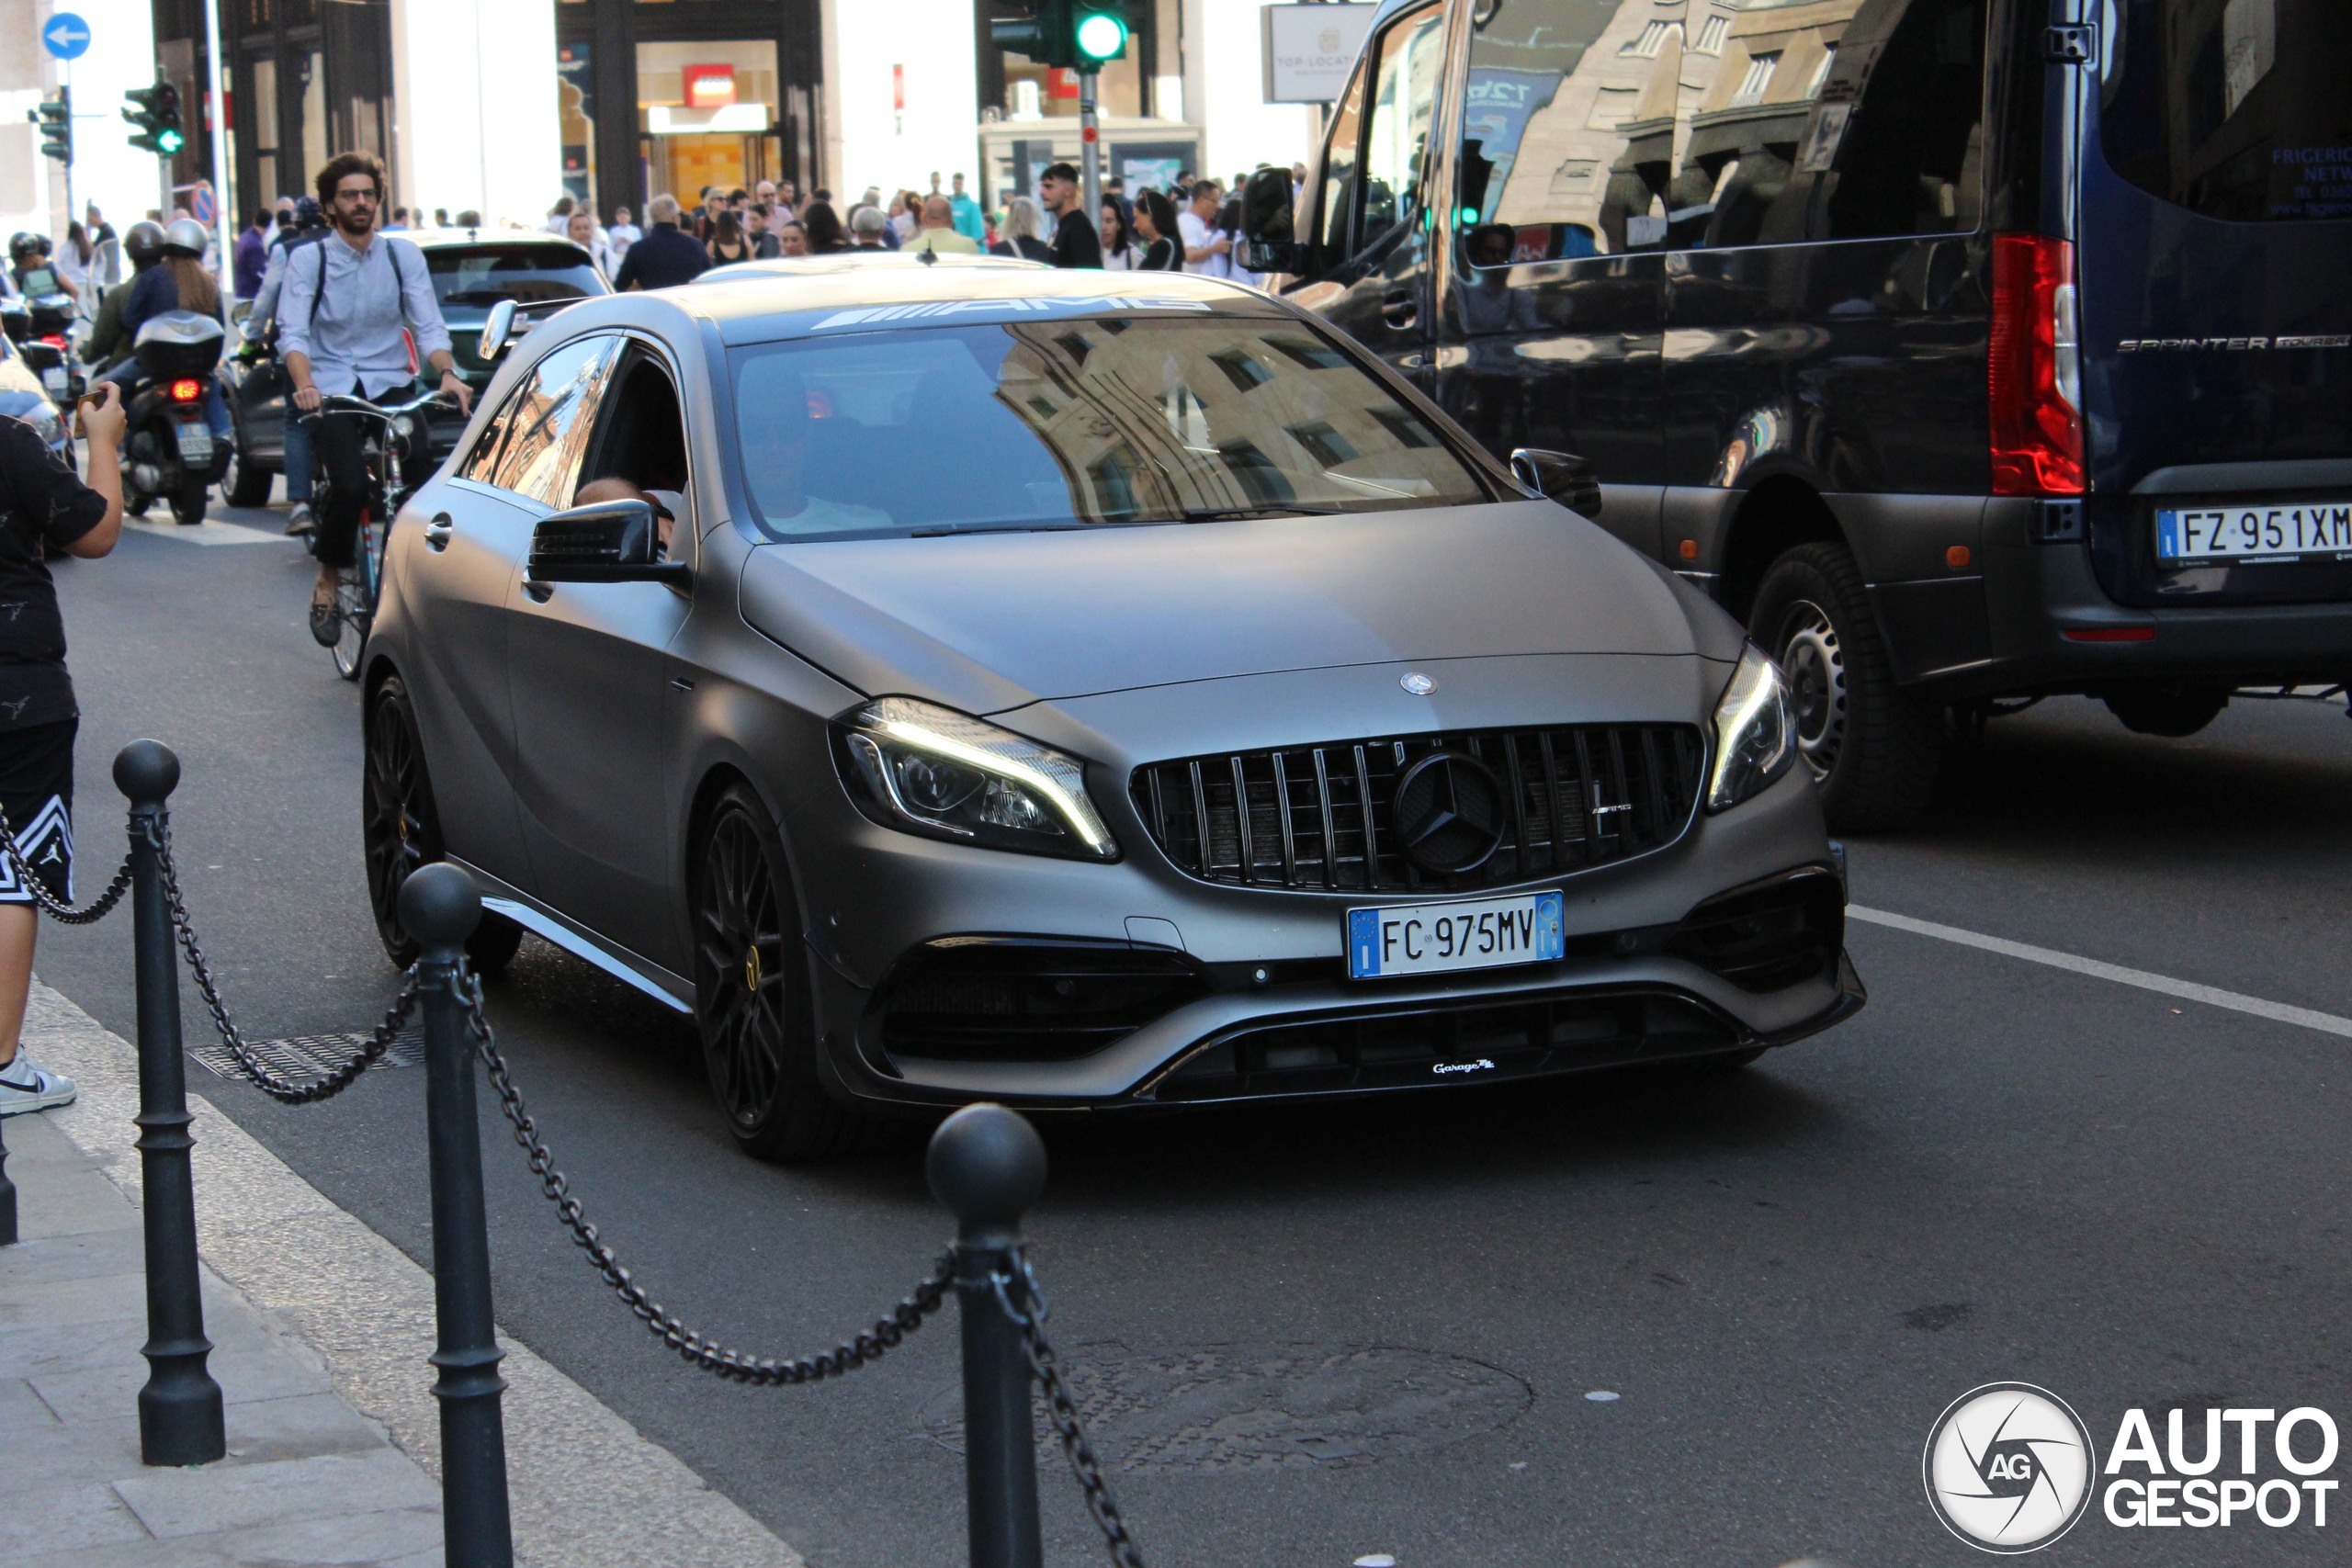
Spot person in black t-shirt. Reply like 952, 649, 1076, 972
1037, 163, 1103, 270
0, 384, 125, 1116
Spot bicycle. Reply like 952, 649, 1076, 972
303, 388, 451, 681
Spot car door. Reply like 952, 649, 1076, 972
392, 385, 537, 888
503, 337, 695, 964
409, 330, 624, 895
1295, 4, 1449, 385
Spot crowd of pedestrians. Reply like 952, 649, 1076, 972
514, 161, 1291, 290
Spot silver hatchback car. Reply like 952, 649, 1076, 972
364, 264, 1862, 1159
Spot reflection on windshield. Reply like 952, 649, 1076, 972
427, 248, 605, 306
729, 317, 1487, 539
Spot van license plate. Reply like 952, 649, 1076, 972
2155, 503, 2352, 563
1348, 890, 1566, 980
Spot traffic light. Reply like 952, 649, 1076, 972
1070, 4, 1129, 64
992, 0, 1129, 70
123, 81, 185, 157
28, 90, 70, 164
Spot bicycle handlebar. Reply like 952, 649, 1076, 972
312, 388, 457, 423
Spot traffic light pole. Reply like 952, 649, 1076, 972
1080, 72, 1101, 247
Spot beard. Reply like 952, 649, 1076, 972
334, 203, 375, 236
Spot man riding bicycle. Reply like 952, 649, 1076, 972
277, 152, 470, 643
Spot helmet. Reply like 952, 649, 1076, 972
163, 219, 209, 258
123, 220, 169, 268
292, 197, 322, 229
7, 231, 40, 264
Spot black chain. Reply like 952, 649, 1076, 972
992, 1256, 1147, 1568
150, 818, 422, 1103
0, 804, 132, 925
452, 969, 954, 1382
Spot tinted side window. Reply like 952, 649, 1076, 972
1457, 0, 1987, 265
484, 334, 624, 507
1318, 58, 1369, 259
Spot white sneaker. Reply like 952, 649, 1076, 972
285, 503, 316, 537
0, 1052, 76, 1115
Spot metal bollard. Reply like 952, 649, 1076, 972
401, 863, 514, 1568
927, 1104, 1049, 1568
117, 739, 226, 1468
0, 1111, 16, 1246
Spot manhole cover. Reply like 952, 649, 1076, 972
919, 1343, 1531, 1471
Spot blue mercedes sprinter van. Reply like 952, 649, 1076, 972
1241, 0, 2351, 829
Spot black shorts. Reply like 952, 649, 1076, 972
0, 717, 75, 906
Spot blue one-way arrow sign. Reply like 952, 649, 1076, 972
43, 12, 93, 61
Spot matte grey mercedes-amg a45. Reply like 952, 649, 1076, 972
362, 262, 1863, 1159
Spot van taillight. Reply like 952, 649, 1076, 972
1989, 233, 2083, 497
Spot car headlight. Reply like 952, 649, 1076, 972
833, 696, 1118, 861
1706, 643, 1796, 812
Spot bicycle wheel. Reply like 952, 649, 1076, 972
331, 514, 379, 682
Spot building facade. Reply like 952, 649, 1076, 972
141, 0, 1323, 232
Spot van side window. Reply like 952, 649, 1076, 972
1456, 0, 1985, 265
1317, 5, 1445, 266
1763, 0, 1987, 244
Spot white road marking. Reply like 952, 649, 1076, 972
1848, 905, 2352, 1041
121, 516, 294, 546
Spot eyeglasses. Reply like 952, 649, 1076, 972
336, 188, 380, 205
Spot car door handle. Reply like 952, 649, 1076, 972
1381, 288, 1419, 329
424, 512, 452, 551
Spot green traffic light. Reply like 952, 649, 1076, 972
1074, 10, 1127, 61
157, 128, 185, 153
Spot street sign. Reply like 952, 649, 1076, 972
1261, 3, 1374, 104
190, 180, 216, 225
42, 11, 92, 60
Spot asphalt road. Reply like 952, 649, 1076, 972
27, 496, 2352, 1567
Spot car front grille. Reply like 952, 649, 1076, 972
1128, 725, 1705, 893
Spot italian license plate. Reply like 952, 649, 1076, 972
1347, 890, 1566, 980
2155, 502, 2352, 563
40, 367, 65, 393
177, 429, 212, 465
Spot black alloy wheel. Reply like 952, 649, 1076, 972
362, 675, 524, 972
1747, 541, 1942, 832
691, 783, 869, 1161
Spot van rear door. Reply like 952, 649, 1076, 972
2080, 0, 2352, 609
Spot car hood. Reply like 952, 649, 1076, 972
736, 500, 1745, 714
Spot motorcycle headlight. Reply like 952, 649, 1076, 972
833, 696, 1118, 861
1706, 643, 1796, 812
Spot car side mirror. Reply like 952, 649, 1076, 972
1510, 448, 1603, 520
526, 498, 690, 587
478, 298, 518, 365
1238, 166, 1303, 275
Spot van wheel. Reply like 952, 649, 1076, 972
690, 783, 873, 1161
2103, 683, 2230, 739
1749, 542, 1942, 832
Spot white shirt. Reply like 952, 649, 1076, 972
1178, 209, 1227, 276
607, 222, 641, 258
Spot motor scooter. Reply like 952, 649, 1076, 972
0, 293, 79, 407
120, 311, 231, 525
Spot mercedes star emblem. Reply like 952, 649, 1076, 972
1392, 750, 1507, 874
1400, 671, 1437, 695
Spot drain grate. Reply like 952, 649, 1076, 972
188, 1029, 425, 1084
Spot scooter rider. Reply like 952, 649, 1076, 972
277, 152, 469, 644
80, 221, 166, 369
109, 220, 233, 447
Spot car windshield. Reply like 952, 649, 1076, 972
727, 315, 1492, 539
2100, 0, 2352, 222
426, 244, 605, 307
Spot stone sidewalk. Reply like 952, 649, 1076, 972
0, 980, 805, 1568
